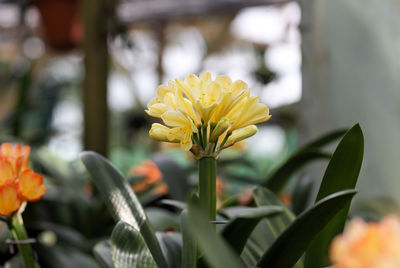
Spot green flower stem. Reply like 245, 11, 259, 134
198, 157, 217, 222
10, 215, 35, 268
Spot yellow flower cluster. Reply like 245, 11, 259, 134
330, 215, 400, 268
146, 72, 271, 157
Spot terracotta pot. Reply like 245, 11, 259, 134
33, 0, 83, 50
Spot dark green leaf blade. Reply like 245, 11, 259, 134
239, 187, 298, 268
156, 232, 182, 268
298, 128, 347, 151
264, 128, 347, 194
111, 221, 157, 268
264, 149, 330, 193
188, 203, 245, 268
221, 206, 282, 255
80, 151, 168, 268
258, 189, 357, 268
305, 124, 364, 268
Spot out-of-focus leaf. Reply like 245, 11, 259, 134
158, 199, 186, 211
111, 221, 157, 268
152, 154, 190, 201
31, 221, 91, 251
80, 152, 168, 268
180, 210, 197, 268
35, 243, 100, 268
258, 189, 357, 268
239, 187, 298, 267
351, 197, 400, 222
291, 176, 314, 215
188, 203, 245, 268
264, 128, 347, 194
264, 149, 330, 193
221, 206, 282, 255
145, 208, 180, 232
93, 240, 113, 268
298, 128, 347, 151
4, 254, 25, 268
305, 124, 364, 268
156, 232, 182, 268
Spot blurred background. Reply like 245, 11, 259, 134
0, 0, 399, 235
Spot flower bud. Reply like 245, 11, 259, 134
226, 125, 258, 146
149, 123, 179, 143
211, 118, 230, 142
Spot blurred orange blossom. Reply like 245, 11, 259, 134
0, 143, 46, 216
330, 215, 400, 268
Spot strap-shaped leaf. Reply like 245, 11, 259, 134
93, 240, 114, 268
111, 221, 157, 268
264, 128, 347, 194
80, 152, 168, 268
221, 206, 282, 255
264, 150, 330, 193
305, 124, 364, 267
239, 187, 297, 267
258, 189, 357, 268
298, 128, 347, 151
180, 210, 197, 268
156, 232, 182, 268
188, 203, 245, 268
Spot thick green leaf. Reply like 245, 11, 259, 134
221, 206, 282, 255
111, 221, 157, 268
36, 243, 100, 268
159, 199, 187, 210
156, 232, 182, 268
264, 128, 346, 194
80, 152, 168, 268
188, 203, 245, 268
240, 187, 298, 268
305, 124, 364, 268
291, 176, 313, 215
180, 210, 197, 268
264, 149, 330, 193
93, 240, 114, 268
145, 207, 180, 232
258, 189, 357, 268
298, 128, 347, 151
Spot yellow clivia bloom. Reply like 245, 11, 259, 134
146, 72, 271, 157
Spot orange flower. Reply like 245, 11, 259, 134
0, 143, 45, 216
17, 169, 46, 202
0, 143, 30, 176
238, 187, 253, 205
330, 215, 400, 268
130, 160, 162, 184
0, 182, 20, 216
216, 178, 223, 197
152, 183, 169, 196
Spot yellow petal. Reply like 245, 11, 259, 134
215, 75, 232, 90
149, 123, 179, 143
180, 130, 193, 151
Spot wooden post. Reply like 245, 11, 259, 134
82, 0, 110, 156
